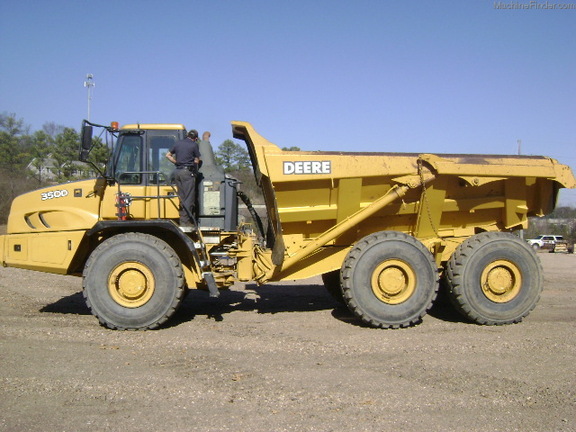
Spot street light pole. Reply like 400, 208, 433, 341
84, 74, 95, 121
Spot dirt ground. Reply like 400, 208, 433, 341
0, 250, 575, 432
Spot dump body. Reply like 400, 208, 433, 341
232, 121, 576, 282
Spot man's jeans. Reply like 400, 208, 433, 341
173, 168, 196, 226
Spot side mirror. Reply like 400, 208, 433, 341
80, 122, 93, 162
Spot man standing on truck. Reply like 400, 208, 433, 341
166, 129, 201, 226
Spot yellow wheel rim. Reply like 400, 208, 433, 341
108, 262, 155, 308
371, 259, 416, 304
481, 260, 522, 303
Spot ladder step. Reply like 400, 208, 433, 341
177, 222, 214, 293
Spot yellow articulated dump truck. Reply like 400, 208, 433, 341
1, 120, 575, 330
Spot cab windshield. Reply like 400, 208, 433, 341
111, 129, 181, 185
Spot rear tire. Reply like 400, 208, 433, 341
341, 231, 439, 328
83, 233, 185, 330
444, 232, 542, 325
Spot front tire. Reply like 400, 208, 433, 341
444, 232, 543, 325
83, 233, 185, 330
341, 231, 439, 328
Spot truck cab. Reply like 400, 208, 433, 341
112, 123, 184, 187
89, 121, 238, 231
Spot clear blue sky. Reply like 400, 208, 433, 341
1, 0, 575, 204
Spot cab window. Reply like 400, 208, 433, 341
115, 134, 143, 184
147, 131, 179, 185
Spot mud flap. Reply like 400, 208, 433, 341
203, 272, 220, 298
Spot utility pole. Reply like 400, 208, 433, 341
84, 74, 95, 121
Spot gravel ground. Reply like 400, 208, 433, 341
0, 251, 575, 432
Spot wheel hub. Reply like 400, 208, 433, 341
481, 260, 522, 303
108, 262, 155, 308
371, 259, 416, 304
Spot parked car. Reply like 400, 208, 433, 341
526, 235, 568, 252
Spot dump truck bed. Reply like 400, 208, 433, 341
232, 121, 576, 281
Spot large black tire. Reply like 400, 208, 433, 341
444, 232, 543, 325
322, 270, 345, 305
83, 233, 185, 330
341, 231, 439, 328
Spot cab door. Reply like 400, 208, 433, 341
101, 132, 147, 220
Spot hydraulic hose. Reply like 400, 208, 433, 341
237, 190, 265, 244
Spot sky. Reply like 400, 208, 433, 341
1, 0, 575, 205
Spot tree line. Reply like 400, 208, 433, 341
0, 113, 109, 183
0, 113, 110, 223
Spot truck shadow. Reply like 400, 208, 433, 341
172, 283, 467, 327
40, 292, 91, 315
39, 283, 466, 327
171, 282, 345, 326
426, 294, 467, 324
38, 283, 344, 322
